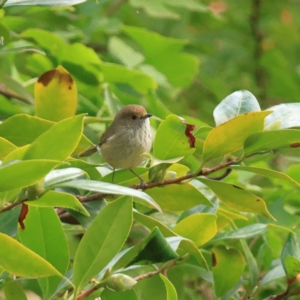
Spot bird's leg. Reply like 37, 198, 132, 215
111, 168, 115, 183
130, 169, 146, 189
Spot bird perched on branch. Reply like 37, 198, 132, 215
79, 104, 152, 184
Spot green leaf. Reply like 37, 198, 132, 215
18, 206, 69, 299
0, 207, 20, 236
199, 178, 275, 220
101, 62, 157, 93
0, 71, 34, 104
259, 264, 285, 286
26, 190, 89, 216
57, 179, 161, 211
130, 0, 180, 19
0, 137, 17, 159
68, 200, 106, 230
101, 289, 138, 300
114, 227, 178, 270
73, 197, 133, 293
202, 111, 271, 163
240, 239, 259, 291
0, 160, 59, 192
133, 210, 175, 237
153, 114, 196, 160
21, 28, 66, 56
146, 183, 212, 211
132, 271, 167, 300
0, 114, 53, 146
160, 274, 178, 300
0, 232, 63, 278
134, 212, 207, 268
123, 26, 199, 87
3, 279, 27, 300
173, 213, 217, 246
212, 245, 245, 298
244, 129, 300, 156
265, 103, 300, 128
213, 90, 261, 126
145, 92, 172, 119
23, 114, 84, 160
231, 165, 300, 187
281, 232, 300, 279
44, 167, 87, 188
108, 37, 144, 68
34, 66, 77, 122
166, 236, 207, 269
212, 224, 267, 242
134, 0, 206, 19
0, 114, 91, 156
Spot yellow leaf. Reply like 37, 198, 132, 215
35, 65, 77, 122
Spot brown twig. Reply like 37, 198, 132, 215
76, 285, 99, 300
0, 199, 27, 213
0, 157, 239, 215
76, 261, 176, 300
134, 260, 176, 281
0, 83, 33, 104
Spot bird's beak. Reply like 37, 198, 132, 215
142, 113, 152, 119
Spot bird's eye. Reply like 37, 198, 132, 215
131, 115, 137, 120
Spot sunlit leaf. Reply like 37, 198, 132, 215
231, 165, 300, 187
0, 232, 63, 278
26, 190, 89, 216
73, 197, 132, 293
173, 213, 217, 246
57, 179, 161, 211
214, 90, 261, 126
23, 114, 84, 161
265, 103, 300, 129
0, 137, 17, 159
146, 183, 212, 211
244, 129, 300, 156
0, 160, 59, 192
199, 178, 275, 220
35, 66, 77, 122
18, 206, 69, 299
202, 111, 271, 163
212, 245, 245, 297
153, 114, 196, 160
160, 274, 178, 300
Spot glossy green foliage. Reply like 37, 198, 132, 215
1, 1, 300, 299
18, 206, 70, 298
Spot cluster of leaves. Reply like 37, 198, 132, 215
1, 1, 300, 300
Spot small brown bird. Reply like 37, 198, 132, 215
79, 104, 152, 184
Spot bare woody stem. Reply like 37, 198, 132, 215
76, 261, 176, 300
0, 157, 239, 214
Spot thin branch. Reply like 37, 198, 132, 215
0, 84, 33, 104
76, 285, 100, 300
0, 157, 239, 215
0, 199, 27, 213
134, 260, 176, 281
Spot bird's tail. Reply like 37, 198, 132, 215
78, 145, 98, 157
